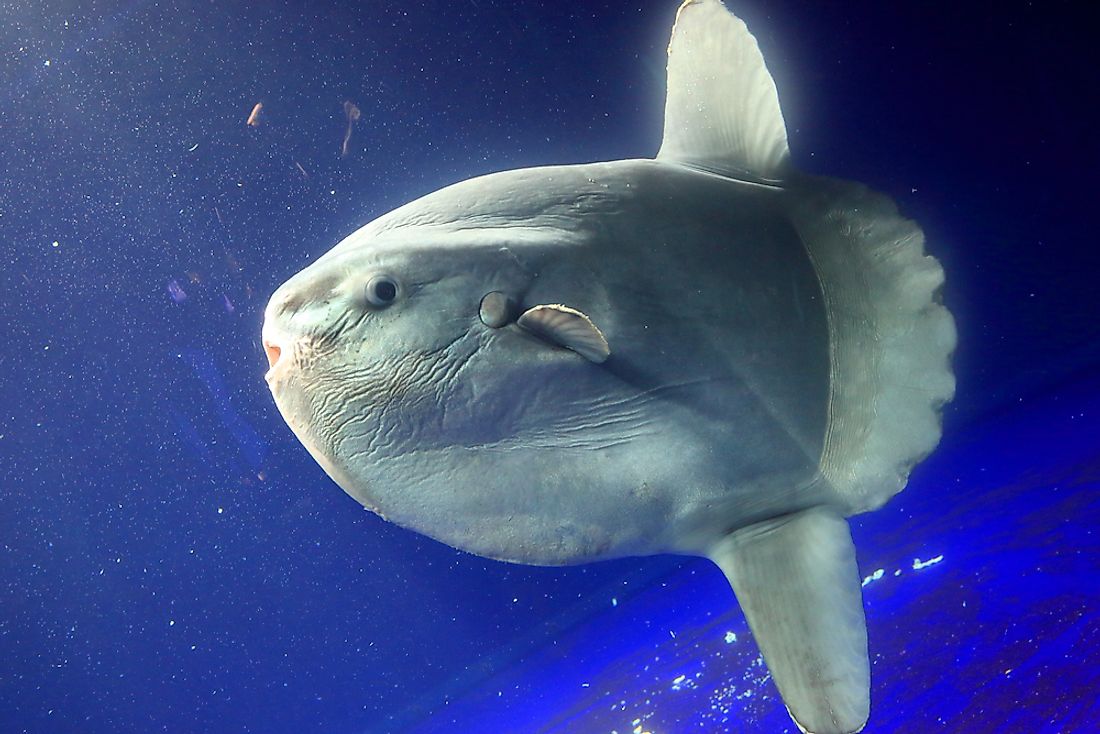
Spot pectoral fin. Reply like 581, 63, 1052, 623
709, 507, 870, 734
517, 304, 610, 363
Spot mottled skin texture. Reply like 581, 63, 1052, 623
263, 159, 833, 564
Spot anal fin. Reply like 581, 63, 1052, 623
709, 507, 869, 734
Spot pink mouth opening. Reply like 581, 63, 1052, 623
264, 341, 282, 371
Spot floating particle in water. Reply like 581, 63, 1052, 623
167, 279, 188, 303
913, 554, 944, 570
341, 100, 361, 158
861, 568, 885, 587
671, 673, 696, 691
246, 102, 263, 127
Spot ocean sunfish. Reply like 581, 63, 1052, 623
261, 1, 956, 731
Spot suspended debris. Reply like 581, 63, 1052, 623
246, 102, 263, 127
341, 100, 360, 157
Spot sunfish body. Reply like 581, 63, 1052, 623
261, 2, 956, 732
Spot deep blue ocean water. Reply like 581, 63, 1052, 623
1, 1, 1095, 732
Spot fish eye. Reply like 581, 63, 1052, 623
365, 275, 399, 307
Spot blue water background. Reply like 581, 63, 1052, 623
1, 1, 1095, 732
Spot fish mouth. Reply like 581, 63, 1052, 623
262, 332, 293, 384
263, 340, 282, 379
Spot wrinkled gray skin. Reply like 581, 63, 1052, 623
263, 5, 955, 731
262, 160, 832, 564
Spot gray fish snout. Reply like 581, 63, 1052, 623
262, 284, 307, 381
262, 267, 347, 382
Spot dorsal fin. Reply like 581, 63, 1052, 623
657, 0, 789, 183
